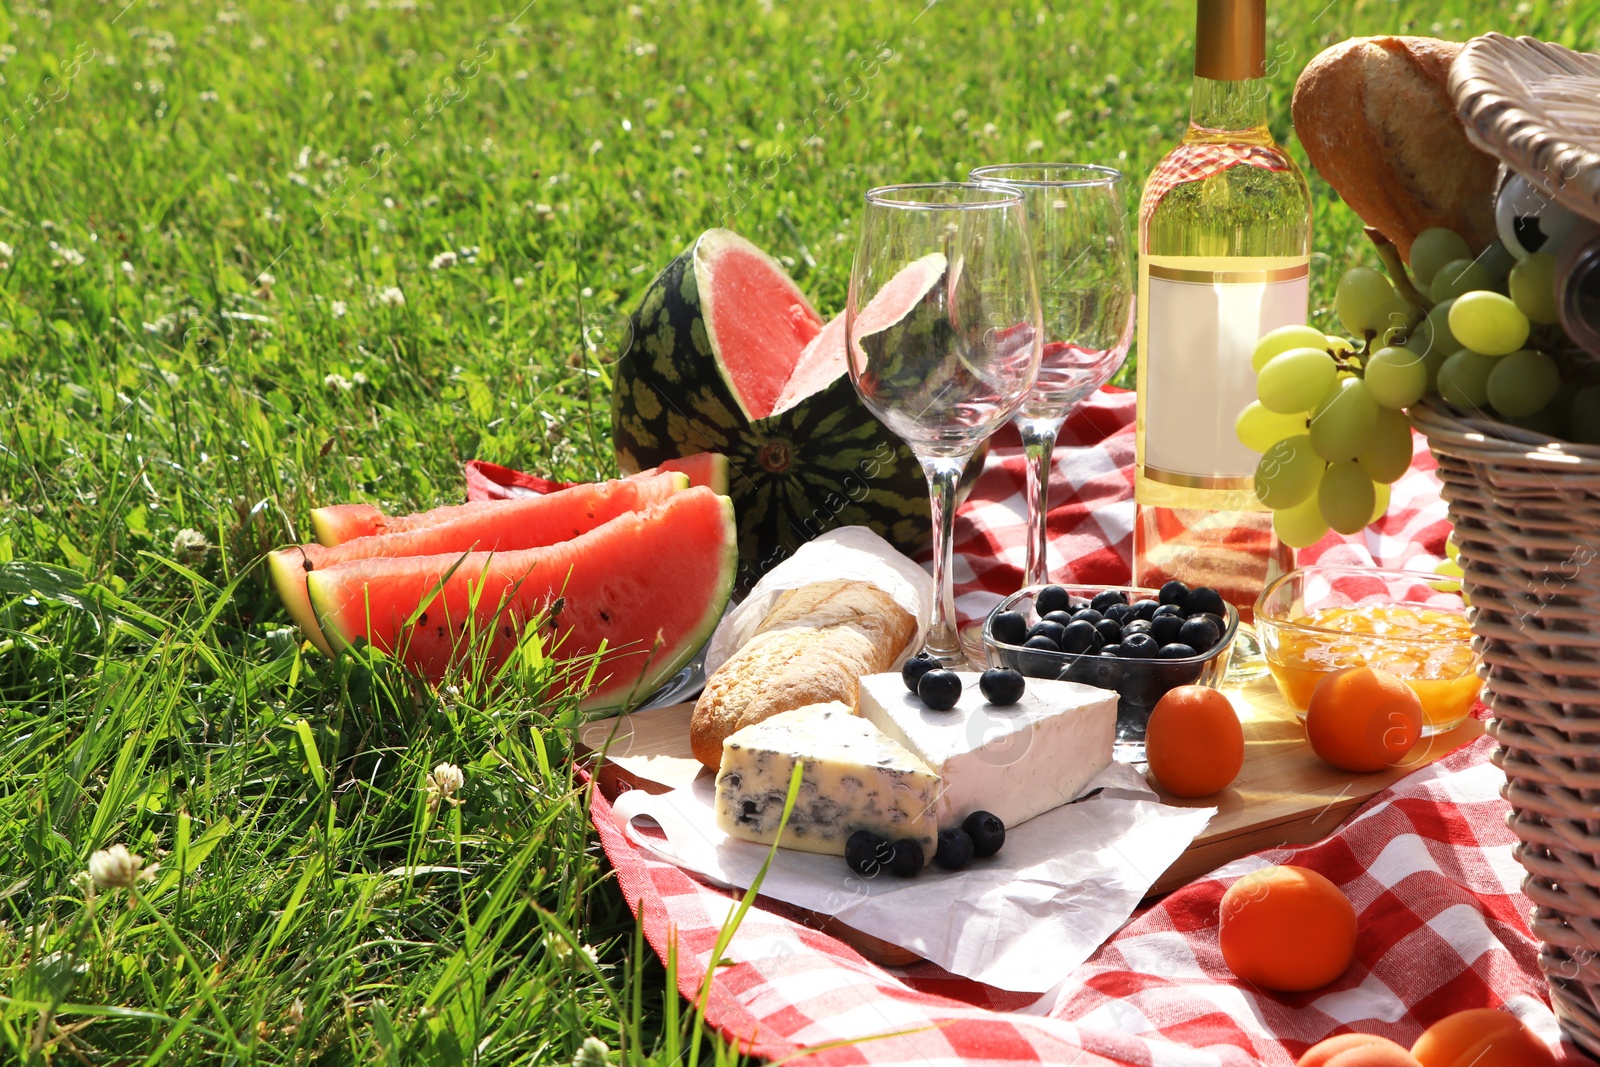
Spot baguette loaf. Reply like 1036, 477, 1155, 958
1292, 36, 1498, 259
689, 580, 916, 769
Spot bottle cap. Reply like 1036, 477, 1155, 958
1195, 0, 1265, 81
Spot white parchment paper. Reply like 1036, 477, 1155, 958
705, 527, 933, 677
611, 763, 1214, 994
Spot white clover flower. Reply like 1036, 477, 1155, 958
89, 844, 156, 889
172, 527, 209, 561
429, 250, 457, 270
324, 372, 353, 391
382, 196, 395, 209
512, 276, 524, 288
377, 286, 405, 307
330, 299, 347, 318
52, 243, 85, 266
256, 270, 275, 288
199, 89, 218, 102
426, 762, 465, 810
0, 240, 14, 259
573, 1036, 609, 1067
121, 260, 135, 275
1025, 139, 1044, 154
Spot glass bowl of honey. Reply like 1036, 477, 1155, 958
1254, 564, 1482, 735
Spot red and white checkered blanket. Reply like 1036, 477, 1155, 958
532, 386, 1588, 1062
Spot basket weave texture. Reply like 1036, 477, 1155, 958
1439, 33, 1600, 1056
1411, 399, 1600, 1057
1452, 33, 1600, 219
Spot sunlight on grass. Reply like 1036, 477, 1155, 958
1, 0, 1588, 1061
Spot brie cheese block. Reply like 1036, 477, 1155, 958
858, 671, 1116, 830
713, 702, 939, 857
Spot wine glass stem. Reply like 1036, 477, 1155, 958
1018, 415, 1066, 589
921, 453, 971, 667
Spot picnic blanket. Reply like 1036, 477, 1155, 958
576, 386, 1589, 1064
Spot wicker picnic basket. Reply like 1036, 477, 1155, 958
1416, 33, 1600, 1058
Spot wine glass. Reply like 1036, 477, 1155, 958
968, 163, 1135, 590
847, 183, 1043, 667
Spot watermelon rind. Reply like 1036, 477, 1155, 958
274, 472, 687, 657
613, 229, 945, 595
305, 489, 736, 712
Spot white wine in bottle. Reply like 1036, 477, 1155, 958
1133, 0, 1312, 622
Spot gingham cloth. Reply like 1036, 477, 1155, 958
478, 389, 1588, 1062
1138, 144, 1289, 232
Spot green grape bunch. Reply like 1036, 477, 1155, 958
1237, 225, 1588, 548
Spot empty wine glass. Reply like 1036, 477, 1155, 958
848, 183, 1043, 666
969, 163, 1135, 588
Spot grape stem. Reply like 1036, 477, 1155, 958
1364, 227, 1434, 311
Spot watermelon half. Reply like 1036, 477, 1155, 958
613, 229, 961, 595
307, 487, 736, 711
273, 472, 686, 656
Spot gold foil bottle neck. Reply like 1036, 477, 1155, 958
1195, 0, 1265, 80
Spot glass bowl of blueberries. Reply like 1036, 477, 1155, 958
981, 581, 1238, 762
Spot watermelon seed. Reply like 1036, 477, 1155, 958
418, 612, 428, 626
600, 610, 611, 623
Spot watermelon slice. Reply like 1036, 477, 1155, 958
312, 453, 729, 546
463, 452, 729, 503
307, 487, 736, 711
273, 472, 686, 656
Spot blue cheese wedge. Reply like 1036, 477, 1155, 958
714, 702, 939, 857
859, 671, 1116, 831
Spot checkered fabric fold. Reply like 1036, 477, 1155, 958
1138, 144, 1290, 231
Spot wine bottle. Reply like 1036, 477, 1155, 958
1132, 0, 1312, 621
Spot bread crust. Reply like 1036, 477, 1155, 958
689, 580, 916, 769
1292, 36, 1499, 258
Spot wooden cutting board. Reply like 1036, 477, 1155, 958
579, 675, 1484, 961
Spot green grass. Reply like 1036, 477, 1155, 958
0, 0, 1590, 1062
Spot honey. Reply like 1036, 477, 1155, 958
1262, 603, 1481, 733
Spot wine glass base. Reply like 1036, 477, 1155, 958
957, 620, 990, 669
1224, 624, 1272, 683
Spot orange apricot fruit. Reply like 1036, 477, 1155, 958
1219, 864, 1357, 992
1410, 1008, 1556, 1067
1145, 684, 1245, 797
1299, 1034, 1422, 1067
1305, 666, 1423, 773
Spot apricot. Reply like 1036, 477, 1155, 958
1410, 1008, 1556, 1067
1146, 685, 1245, 797
1219, 864, 1356, 992
1299, 1034, 1421, 1067
1306, 666, 1422, 773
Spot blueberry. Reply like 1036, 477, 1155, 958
1090, 590, 1129, 614
1061, 656, 1102, 686
1071, 608, 1104, 626
1118, 667, 1163, 707
887, 838, 925, 877
1100, 644, 1124, 657
1150, 613, 1185, 646
1159, 579, 1190, 606
1122, 618, 1153, 637
1027, 620, 1068, 647
918, 668, 963, 710
934, 828, 976, 870
1153, 603, 1184, 618
901, 651, 939, 694
1120, 632, 1160, 658
1094, 618, 1122, 645
1034, 584, 1072, 616
1067, 596, 1092, 611
1131, 599, 1161, 622
1086, 655, 1124, 688
1202, 611, 1228, 634
1179, 615, 1222, 653
979, 666, 1025, 706
990, 610, 1028, 646
1183, 586, 1226, 619
1060, 619, 1102, 655
1157, 642, 1199, 659
1103, 602, 1134, 624
845, 830, 891, 876
1041, 610, 1076, 628
962, 810, 1006, 857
